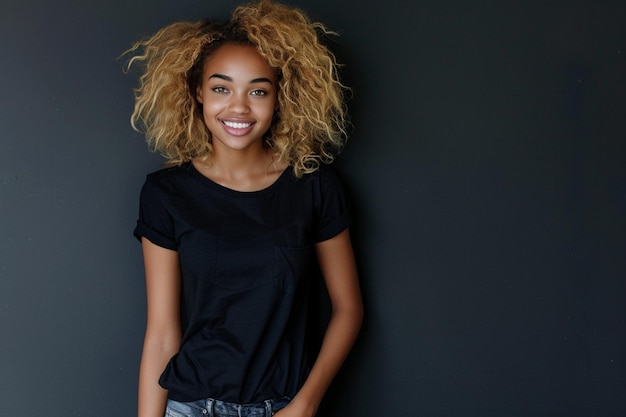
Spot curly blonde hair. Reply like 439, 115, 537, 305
124, 0, 348, 177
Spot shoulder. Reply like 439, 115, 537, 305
306, 163, 345, 192
293, 163, 341, 184
143, 163, 194, 189
317, 163, 341, 181
146, 162, 192, 182
139, 163, 196, 204
293, 163, 348, 209
277, 164, 343, 198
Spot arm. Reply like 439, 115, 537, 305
277, 229, 364, 417
138, 238, 182, 417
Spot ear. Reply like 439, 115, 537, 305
196, 86, 203, 104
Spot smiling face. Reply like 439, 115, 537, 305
196, 43, 278, 155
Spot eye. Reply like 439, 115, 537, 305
250, 89, 268, 97
212, 86, 228, 94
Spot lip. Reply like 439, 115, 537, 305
220, 119, 256, 136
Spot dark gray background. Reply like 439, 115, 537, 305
1, 0, 624, 416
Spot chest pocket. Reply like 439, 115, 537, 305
273, 245, 312, 294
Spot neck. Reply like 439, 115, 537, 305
193, 147, 286, 192
208, 145, 272, 178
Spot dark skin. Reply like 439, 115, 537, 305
138, 44, 363, 417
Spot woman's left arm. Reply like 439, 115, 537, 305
277, 228, 364, 417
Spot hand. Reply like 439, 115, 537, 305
273, 400, 316, 417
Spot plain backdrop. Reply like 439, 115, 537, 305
1, 0, 624, 416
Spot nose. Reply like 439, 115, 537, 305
228, 92, 250, 114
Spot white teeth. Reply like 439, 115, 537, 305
223, 121, 252, 129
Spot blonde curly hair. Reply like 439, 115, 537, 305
124, 0, 349, 177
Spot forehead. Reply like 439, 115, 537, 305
203, 43, 276, 81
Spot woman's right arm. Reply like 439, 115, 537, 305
138, 237, 182, 417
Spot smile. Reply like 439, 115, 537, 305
222, 120, 253, 129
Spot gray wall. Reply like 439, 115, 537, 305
1, 0, 624, 416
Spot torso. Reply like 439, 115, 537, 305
134, 162, 351, 403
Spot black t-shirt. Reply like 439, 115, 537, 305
133, 162, 351, 403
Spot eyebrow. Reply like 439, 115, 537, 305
209, 74, 273, 84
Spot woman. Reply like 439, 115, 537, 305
125, 2, 362, 416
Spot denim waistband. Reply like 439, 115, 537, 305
166, 397, 290, 417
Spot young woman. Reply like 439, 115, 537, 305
125, 2, 362, 416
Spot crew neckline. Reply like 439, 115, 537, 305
187, 161, 291, 196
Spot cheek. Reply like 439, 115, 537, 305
201, 99, 223, 116
265, 103, 277, 118
261, 98, 278, 119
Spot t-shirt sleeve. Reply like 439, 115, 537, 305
314, 165, 352, 242
133, 175, 178, 250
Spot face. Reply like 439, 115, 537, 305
196, 43, 277, 154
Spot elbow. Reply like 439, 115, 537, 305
333, 300, 364, 332
142, 337, 180, 360
143, 323, 182, 356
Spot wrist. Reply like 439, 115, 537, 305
287, 396, 317, 417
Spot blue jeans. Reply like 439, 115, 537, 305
165, 397, 290, 417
